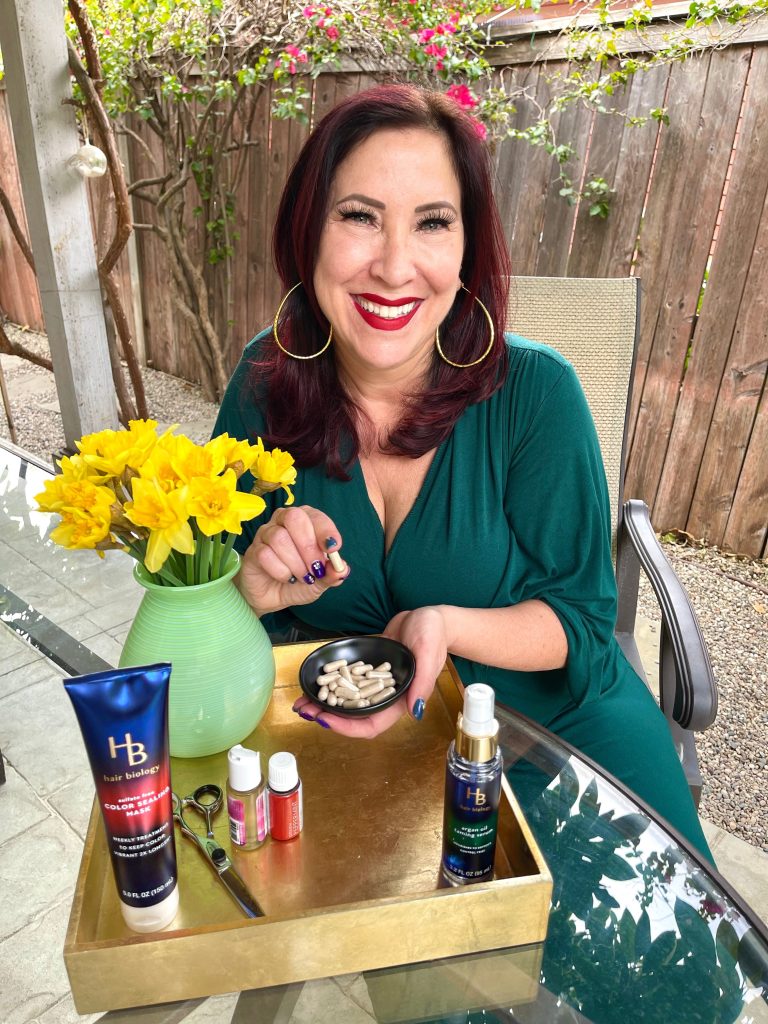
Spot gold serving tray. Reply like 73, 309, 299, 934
64, 642, 552, 1014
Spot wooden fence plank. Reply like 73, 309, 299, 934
722, 388, 768, 559
626, 48, 750, 507
567, 62, 669, 278
686, 186, 768, 552
242, 84, 273, 362
533, 69, 595, 278
0, 89, 44, 330
654, 46, 768, 531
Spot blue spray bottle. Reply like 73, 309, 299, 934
441, 683, 503, 885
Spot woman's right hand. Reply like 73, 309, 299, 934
236, 505, 349, 616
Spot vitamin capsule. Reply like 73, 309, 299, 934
348, 661, 365, 671
370, 686, 396, 704
365, 671, 392, 680
327, 679, 339, 691
373, 662, 391, 672
339, 665, 354, 684
335, 686, 360, 701
318, 685, 329, 701
324, 659, 347, 672
317, 672, 341, 685
351, 664, 373, 676
359, 679, 386, 699
326, 693, 338, 706
327, 550, 345, 573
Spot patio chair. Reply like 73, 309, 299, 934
506, 276, 717, 806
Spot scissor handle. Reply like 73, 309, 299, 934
188, 784, 223, 838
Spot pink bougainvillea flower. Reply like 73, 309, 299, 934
446, 83, 478, 110
326, 24, 340, 40
418, 28, 436, 42
472, 119, 488, 140
288, 60, 297, 74
303, 5, 314, 15
285, 44, 301, 57
424, 43, 448, 58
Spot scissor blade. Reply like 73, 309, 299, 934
218, 861, 265, 919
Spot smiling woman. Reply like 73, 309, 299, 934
213, 84, 712, 861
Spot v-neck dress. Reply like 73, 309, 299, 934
213, 330, 711, 857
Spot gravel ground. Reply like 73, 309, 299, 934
2, 324, 766, 852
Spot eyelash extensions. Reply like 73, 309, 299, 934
337, 203, 457, 230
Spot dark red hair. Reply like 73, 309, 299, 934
251, 83, 510, 478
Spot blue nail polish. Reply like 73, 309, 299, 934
302, 572, 316, 585
297, 710, 315, 722
325, 537, 338, 549
311, 560, 326, 579
413, 698, 425, 721
316, 718, 331, 729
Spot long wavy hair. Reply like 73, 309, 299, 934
249, 83, 511, 478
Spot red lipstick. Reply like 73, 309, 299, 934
353, 294, 422, 332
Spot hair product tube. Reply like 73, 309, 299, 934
64, 663, 179, 932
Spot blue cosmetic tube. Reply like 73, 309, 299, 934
64, 663, 179, 932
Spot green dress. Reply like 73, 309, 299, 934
214, 331, 711, 859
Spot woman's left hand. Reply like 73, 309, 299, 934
291, 606, 449, 737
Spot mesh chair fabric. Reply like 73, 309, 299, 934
506, 276, 638, 544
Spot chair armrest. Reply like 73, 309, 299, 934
617, 499, 717, 731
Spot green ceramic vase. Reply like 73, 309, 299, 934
119, 552, 275, 758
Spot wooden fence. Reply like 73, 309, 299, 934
0, 43, 766, 558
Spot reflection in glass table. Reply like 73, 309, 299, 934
1, 438, 767, 1024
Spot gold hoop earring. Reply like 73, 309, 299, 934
435, 287, 495, 369
273, 282, 333, 360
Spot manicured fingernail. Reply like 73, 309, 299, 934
316, 717, 331, 729
302, 572, 316, 585
288, 575, 297, 584
413, 699, 425, 721
297, 710, 315, 722
339, 563, 351, 580
311, 560, 326, 579
325, 537, 338, 549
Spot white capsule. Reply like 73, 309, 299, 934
373, 662, 391, 672
348, 660, 365, 671
323, 659, 347, 672
359, 679, 386, 699
351, 664, 373, 676
344, 698, 369, 708
318, 685, 329, 701
327, 550, 345, 573
370, 686, 396, 705
317, 672, 341, 685
335, 686, 360, 701
326, 692, 338, 706
365, 670, 393, 680
339, 665, 354, 684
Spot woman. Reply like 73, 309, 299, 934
214, 84, 711, 858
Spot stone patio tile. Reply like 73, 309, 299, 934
184, 993, 239, 1021
0, 628, 40, 674
0, 673, 91, 798
0, 816, 83, 941
0, 650, 54, 699
0, 900, 98, 1024
0, 763, 50, 844
703, 819, 768, 925
81, 631, 123, 667
37, 994, 100, 1024
48, 769, 96, 841
83, 591, 141, 632
290, 977, 375, 1023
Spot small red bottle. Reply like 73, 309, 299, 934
267, 752, 303, 841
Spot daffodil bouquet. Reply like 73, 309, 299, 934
34, 419, 296, 586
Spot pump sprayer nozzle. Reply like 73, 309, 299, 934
463, 683, 496, 733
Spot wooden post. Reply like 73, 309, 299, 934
0, 0, 118, 447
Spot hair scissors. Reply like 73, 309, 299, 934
172, 784, 264, 919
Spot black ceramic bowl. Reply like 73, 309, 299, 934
298, 636, 416, 717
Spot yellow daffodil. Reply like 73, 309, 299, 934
205, 433, 257, 478
187, 469, 266, 536
35, 477, 116, 517
50, 508, 112, 550
78, 419, 160, 477
124, 478, 195, 573
138, 444, 182, 493
170, 435, 226, 483
250, 439, 297, 504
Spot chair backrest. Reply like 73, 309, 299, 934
506, 276, 640, 546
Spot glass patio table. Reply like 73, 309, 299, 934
2, 438, 767, 1024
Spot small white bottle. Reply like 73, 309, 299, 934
227, 744, 268, 850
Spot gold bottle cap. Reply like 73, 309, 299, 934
455, 712, 498, 763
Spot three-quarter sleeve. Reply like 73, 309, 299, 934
503, 350, 618, 706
